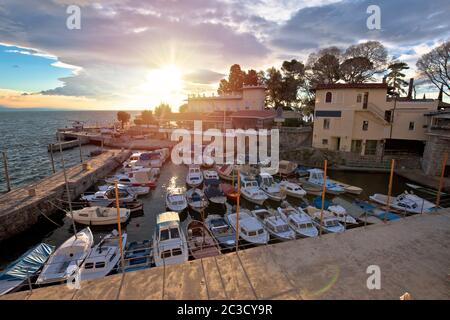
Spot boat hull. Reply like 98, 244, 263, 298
241, 192, 266, 205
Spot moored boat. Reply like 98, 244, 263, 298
304, 206, 345, 233
81, 187, 136, 207
79, 230, 127, 281
257, 172, 286, 201
250, 208, 296, 241
226, 209, 269, 245
239, 174, 268, 205
186, 188, 209, 213
185, 217, 221, 259
204, 214, 236, 248
203, 170, 227, 204
153, 212, 189, 267
36, 228, 94, 285
278, 160, 298, 177
0, 243, 54, 296
221, 183, 239, 203
369, 191, 436, 214
98, 183, 150, 196
165, 189, 188, 213
122, 240, 153, 272
67, 206, 130, 226
277, 205, 318, 238
299, 169, 345, 195
279, 180, 307, 198
186, 165, 203, 188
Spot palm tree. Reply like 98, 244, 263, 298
386, 62, 409, 96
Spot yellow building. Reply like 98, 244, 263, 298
312, 83, 441, 157
187, 85, 266, 112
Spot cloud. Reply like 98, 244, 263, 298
183, 69, 225, 84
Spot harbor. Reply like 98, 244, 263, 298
2, 209, 449, 300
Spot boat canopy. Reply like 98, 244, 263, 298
157, 212, 180, 225
0, 243, 54, 281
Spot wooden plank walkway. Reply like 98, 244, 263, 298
4, 209, 449, 300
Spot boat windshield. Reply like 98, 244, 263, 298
170, 227, 180, 239
275, 225, 289, 232
160, 229, 170, 241
213, 225, 230, 235
325, 220, 339, 227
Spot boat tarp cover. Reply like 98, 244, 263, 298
157, 211, 180, 225
204, 178, 220, 186
313, 196, 330, 210
140, 152, 159, 161
0, 243, 54, 281
204, 185, 224, 198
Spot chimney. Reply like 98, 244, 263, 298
438, 84, 443, 102
407, 78, 414, 100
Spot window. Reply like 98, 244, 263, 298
160, 229, 170, 241
170, 227, 180, 239
323, 118, 330, 129
409, 122, 415, 130
161, 250, 172, 259
95, 262, 106, 269
385, 110, 392, 123
363, 92, 369, 109
172, 248, 182, 256
322, 139, 328, 145
325, 92, 332, 103
351, 140, 363, 154
365, 140, 378, 155
362, 121, 369, 131
357, 94, 362, 103
84, 263, 94, 269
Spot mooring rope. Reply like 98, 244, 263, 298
36, 206, 64, 228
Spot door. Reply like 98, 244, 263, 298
363, 92, 369, 109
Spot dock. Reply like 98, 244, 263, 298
47, 138, 88, 152
3, 210, 449, 300
0, 150, 131, 241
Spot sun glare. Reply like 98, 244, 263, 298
140, 65, 184, 108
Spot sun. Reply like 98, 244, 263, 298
140, 65, 184, 108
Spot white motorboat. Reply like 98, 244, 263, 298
226, 209, 269, 245
257, 172, 286, 201
105, 168, 157, 188
258, 159, 278, 176
186, 188, 209, 213
369, 191, 436, 214
299, 169, 345, 195
98, 184, 150, 196
204, 214, 237, 248
277, 205, 318, 238
327, 205, 358, 225
153, 212, 189, 267
279, 180, 307, 198
67, 206, 130, 226
278, 160, 298, 177
186, 165, 203, 188
240, 174, 268, 205
203, 170, 226, 204
165, 189, 188, 213
135, 152, 163, 168
79, 230, 127, 281
250, 208, 296, 241
81, 187, 136, 207
305, 206, 345, 233
36, 228, 94, 285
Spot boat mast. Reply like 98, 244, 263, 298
58, 134, 77, 238
114, 180, 125, 270
235, 168, 240, 252
319, 160, 327, 237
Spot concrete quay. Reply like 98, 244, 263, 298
3, 209, 449, 300
0, 150, 131, 241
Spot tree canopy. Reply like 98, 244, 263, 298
117, 111, 130, 129
154, 103, 172, 118
386, 61, 410, 96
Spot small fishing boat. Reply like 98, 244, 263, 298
216, 164, 238, 181
81, 187, 136, 207
353, 199, 401, 221
204, 214, 236, 248
240, 174, 268, 205
186, 165, 203, 188
98, 183, 149, 196
279, 180, 306, 198
406, 183, 448, 196
226, 209, 269, 245
305, 206, 345, 233
36, 228, 94, 285
186, 188, 209, 213
332, 197, 382, 224
122, 240, 153, 272
299, 169, 345, 195
312, 196, 357, 225
250, 208, 296, 241
277, 204, 318, 238
221, 183, 239, 202
203, 170, 227, 204
278, 160, 298, 177
67, 206, 130, 226
258, 159, 278, 176
79, 230, 127, 281
298, 180, 323, 196
165, 189, 188, 213
257, 172, 286, 201
185, 217, 221, 259
369, 191, 436, 214
327, 178, 363, 195
0, 243, 54, 296
153, 212, 189, 267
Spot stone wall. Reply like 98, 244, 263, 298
422, 135, 450, 176
279, 126, 312, 150
0, 151, 130, 242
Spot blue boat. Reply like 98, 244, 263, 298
122, 240, 153, 273
313, 196, 331, 210
353, 200, 401, 221
0, 243, 54, 296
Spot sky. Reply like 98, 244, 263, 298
0, 0, 449, 111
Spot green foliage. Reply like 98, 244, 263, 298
117, 111, 130, 129
178, 103, 188, 113
386, 61, 410, 96
154, 103, 172, 118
